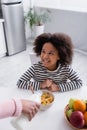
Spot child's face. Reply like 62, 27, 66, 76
40, 42, 60, 71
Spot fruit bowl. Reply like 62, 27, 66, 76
64, 105, 87, 130
40, 90, 54, 110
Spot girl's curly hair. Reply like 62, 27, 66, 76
33, 32, 73, 65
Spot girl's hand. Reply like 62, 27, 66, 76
47, 82, 60, 92
40, 79, 53, 89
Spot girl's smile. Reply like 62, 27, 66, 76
40, 42, 60, 71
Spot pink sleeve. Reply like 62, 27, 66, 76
0, 99, 22, 119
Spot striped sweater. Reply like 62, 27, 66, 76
17, 62, 82, 92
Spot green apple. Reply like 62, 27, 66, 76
66, 109, 73, 119
68, 98, 76, 109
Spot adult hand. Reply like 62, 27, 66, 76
21, 99, 40, 121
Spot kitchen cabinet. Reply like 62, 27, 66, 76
35, 0, 87, 12
0, 19, 6, 58
35, 0, 61, 9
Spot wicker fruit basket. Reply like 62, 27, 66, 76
64, 105, 87, 130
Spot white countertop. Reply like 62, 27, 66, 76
0, 86, 87, 130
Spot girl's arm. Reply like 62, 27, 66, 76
17, 65, 41, 91
47, 66, 82, 92
58, 67, 83, 92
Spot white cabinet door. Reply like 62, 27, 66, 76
0, 20, 6, 58
35, 0, 61, 9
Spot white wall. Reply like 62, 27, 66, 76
22, 0, 87, 52
35, 0, 87, 52
44, 8, 87, 52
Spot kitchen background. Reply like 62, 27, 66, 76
0, 0, 87, 58
0, 1, 87, 129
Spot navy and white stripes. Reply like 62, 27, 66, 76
17, 62, 82, 92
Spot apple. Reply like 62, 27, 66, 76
66, 109, 73, 119
69, 98, 76, 109
69, 111, 85, 128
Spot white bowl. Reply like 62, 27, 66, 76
26, 90, 54, 111
40, 90, 54, 111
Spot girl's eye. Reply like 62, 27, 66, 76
41, 50, 54, 55
48, 52, 54, 55
41, 50, 45, 54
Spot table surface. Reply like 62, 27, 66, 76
0, 86, 87, 130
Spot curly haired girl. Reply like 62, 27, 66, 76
17, 33, 82, 92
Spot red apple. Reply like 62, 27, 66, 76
69, 111, 85, 128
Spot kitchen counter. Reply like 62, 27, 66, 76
0, 86, 87, 130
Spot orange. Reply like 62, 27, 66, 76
84, 111, 87, 126
73, 99, 86, 112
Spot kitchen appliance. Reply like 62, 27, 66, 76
0, 0, 3, 18
1, 0, 26, 55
